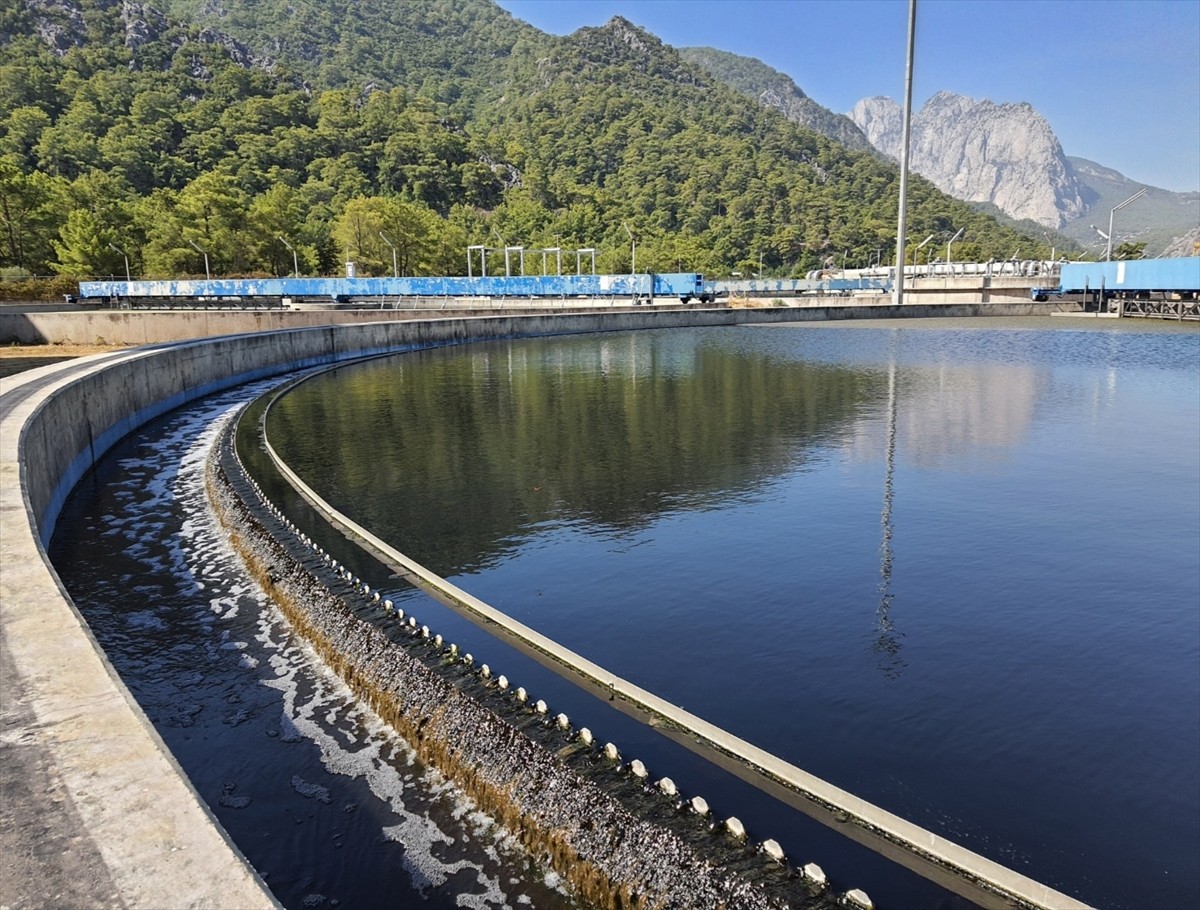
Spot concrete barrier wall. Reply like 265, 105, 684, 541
1, 301, 1065, 346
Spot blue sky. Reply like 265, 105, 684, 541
496, 0, 1200, 193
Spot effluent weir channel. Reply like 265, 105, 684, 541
7, 310, 1196, 910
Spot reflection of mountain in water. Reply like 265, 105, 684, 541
267, 330, 880, 575
844, 363, 1042, 469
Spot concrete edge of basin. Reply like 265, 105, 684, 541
0, 352, 280, 910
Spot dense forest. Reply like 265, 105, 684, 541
1, 0, 1045, 289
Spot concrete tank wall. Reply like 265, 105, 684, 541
2, 300, 1066, 346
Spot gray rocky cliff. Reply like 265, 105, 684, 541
850, 91, 1087, 229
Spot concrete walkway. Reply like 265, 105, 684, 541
0, 356, 277, 910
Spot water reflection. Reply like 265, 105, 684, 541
841, 362, 1042, 469
875, 358, 904, 678
261, 322, 1200, 909
267, 330, 881, 575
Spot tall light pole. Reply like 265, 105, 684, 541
278, 236, 299, 277
945, 227, 964, 266
1105, 188, 1147, 260
379, 231, 398, 277
1041, 231, 1055, 263
622, 221, 636, 275
107, 242, 131, 283
913, 233, 935, 269
892, 0, 917, 305
187, 239, 210, 280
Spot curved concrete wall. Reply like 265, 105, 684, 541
2, 300, 1063, 346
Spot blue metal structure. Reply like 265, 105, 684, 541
78, 272, 717, 304
1032, 256, 1200, 301
716, 275, 892, 297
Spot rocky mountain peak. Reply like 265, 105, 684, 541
849, 91, 1086, 228
848, 96, 902, 157
602, 15, 653, 52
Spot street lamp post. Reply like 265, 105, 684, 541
107, 242, 131, 283
491, 227, 508, 276
1041, 231, 1055, 263
913, 233, 935, 271
945, 227, 964, 267
379, 231, 398, 277
278, 236, 299, 277
1105, 188, 1147, 260
622, 222, 636, 275
892, 0, 917, 305
187, 239, 210, 280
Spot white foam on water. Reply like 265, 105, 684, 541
80, 377, 563, 909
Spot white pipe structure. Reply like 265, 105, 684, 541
576, 248, 596, 275
622, 222, 636, 275
541, 247, 562, 276
467, 244, 487, 278
505, 246, 525, 276
892, 0, 917, 306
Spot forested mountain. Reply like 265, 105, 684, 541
677, 47, 872, 153
2, 0, 1041, 284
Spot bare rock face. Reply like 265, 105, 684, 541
1163, 225, 1200, 258
848, 96, 904, 158
850, 91, 1087, 229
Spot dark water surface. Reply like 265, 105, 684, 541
263, 318, 1200, 910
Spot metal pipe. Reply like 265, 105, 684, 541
107, 242, 131, 283
379, 231, 398, 277
946, 228, 964, 266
